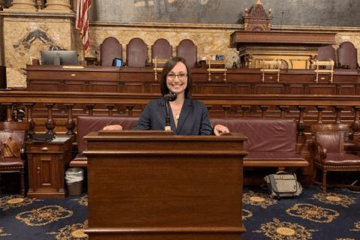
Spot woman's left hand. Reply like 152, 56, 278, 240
214, 124, 230, 136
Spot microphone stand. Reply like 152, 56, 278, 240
164, 92, 177, 131
165, 100, 171, 131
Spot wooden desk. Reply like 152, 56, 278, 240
26, 65, 360, 95
26, 135, 72, 198
83, 130, 248, 240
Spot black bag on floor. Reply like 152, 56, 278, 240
264, 171, 302, 199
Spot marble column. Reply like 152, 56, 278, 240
7, 0, 37, 12
43, 0, 72, 12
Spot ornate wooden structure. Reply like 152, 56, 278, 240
243, 0, 273, 31
26, 135, 73, 198
84, 130, 247, 240
2, 90, 360, 184
231, 0, 337, 69
26, 65, 360, 95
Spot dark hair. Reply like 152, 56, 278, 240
160, 57, 192, 98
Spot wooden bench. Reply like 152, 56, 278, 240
212, 118, 309, 170
71, 116, 309, 170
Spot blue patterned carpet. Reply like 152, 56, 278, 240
1, 185, 359, 240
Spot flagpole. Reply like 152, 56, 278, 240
83, 45, 86, 66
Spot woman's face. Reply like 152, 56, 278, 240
166, 62, 188, 96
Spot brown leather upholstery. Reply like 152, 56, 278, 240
176, 39, 197, 68
310, 124, 360, 191
72, 117, 309, 170
126, 38, 148, 67
315, 131, 343, 153
211, 118, 308, 169
151, 38, 172, 67
337, 41, 358, 69
100, 37, 123, 67
317, 45, 336, 69
0, 122, 30, 196
71, 116, 138, 167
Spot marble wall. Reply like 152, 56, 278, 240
3, 16, 76, 87
89, 24, 240, 69
1, 14, 77, 87
89, 24, 360, 70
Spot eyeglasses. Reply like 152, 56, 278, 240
167, 73, 187, 80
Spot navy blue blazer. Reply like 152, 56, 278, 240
133, 98, 214, 135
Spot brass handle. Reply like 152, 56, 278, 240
320, 77, 325, 80
41, 147, 48, 151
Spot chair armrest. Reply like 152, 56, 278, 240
309, 139, 327, 161
20, 146, 26, 160
346, 140, 360, 152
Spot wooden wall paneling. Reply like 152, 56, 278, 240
28, 80, 63, 91
254, 83, 284, 94
191, 72, 209, 82
307, 84, 337, 95
89, 81, 120, 93
25, 65, 360, 96
121, 71, 154, 82
201, 83, 232, 94
285, 72, 314, 83
235, 84, 252, 94
288, 83, 305, 94
149, 83, 161, 94
64, 80, 87, 92
337, 84, 357, 95
122, 82, 146, 94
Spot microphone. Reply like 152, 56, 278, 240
164, 92, 177, 131
164, 92, 177, 102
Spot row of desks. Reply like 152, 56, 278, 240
26, 65, 360, 95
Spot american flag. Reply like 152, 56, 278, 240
76, 0, 92, 50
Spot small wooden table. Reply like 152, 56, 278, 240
26, 135, 72, 198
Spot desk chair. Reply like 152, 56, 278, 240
309, 124, 360, 192
0, 122, 30, 196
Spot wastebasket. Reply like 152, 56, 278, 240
65, 168, 84, 195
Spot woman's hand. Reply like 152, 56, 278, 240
214, 124, 230, 136
102, 124, 123, 131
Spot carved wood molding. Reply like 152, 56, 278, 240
243, 0, 272, 31
231, 31, 337, 47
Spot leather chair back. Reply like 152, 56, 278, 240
314, 131, 344, 153
311, 123, 350, 153
100, 37, 123, 66
317, 45, 336, 69
151, 38, 172, 67
176, 39, 197, 68
337, 41, 358, 69
126, 38, 148, 67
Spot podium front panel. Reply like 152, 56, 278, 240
84, 131, 247, 240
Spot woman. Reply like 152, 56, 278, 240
104, 57, 229, 136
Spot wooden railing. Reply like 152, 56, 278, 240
1, 91, 360, 141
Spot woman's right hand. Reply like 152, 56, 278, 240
102, 124, 123, 130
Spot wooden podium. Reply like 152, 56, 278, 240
83, 130, 248, 240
